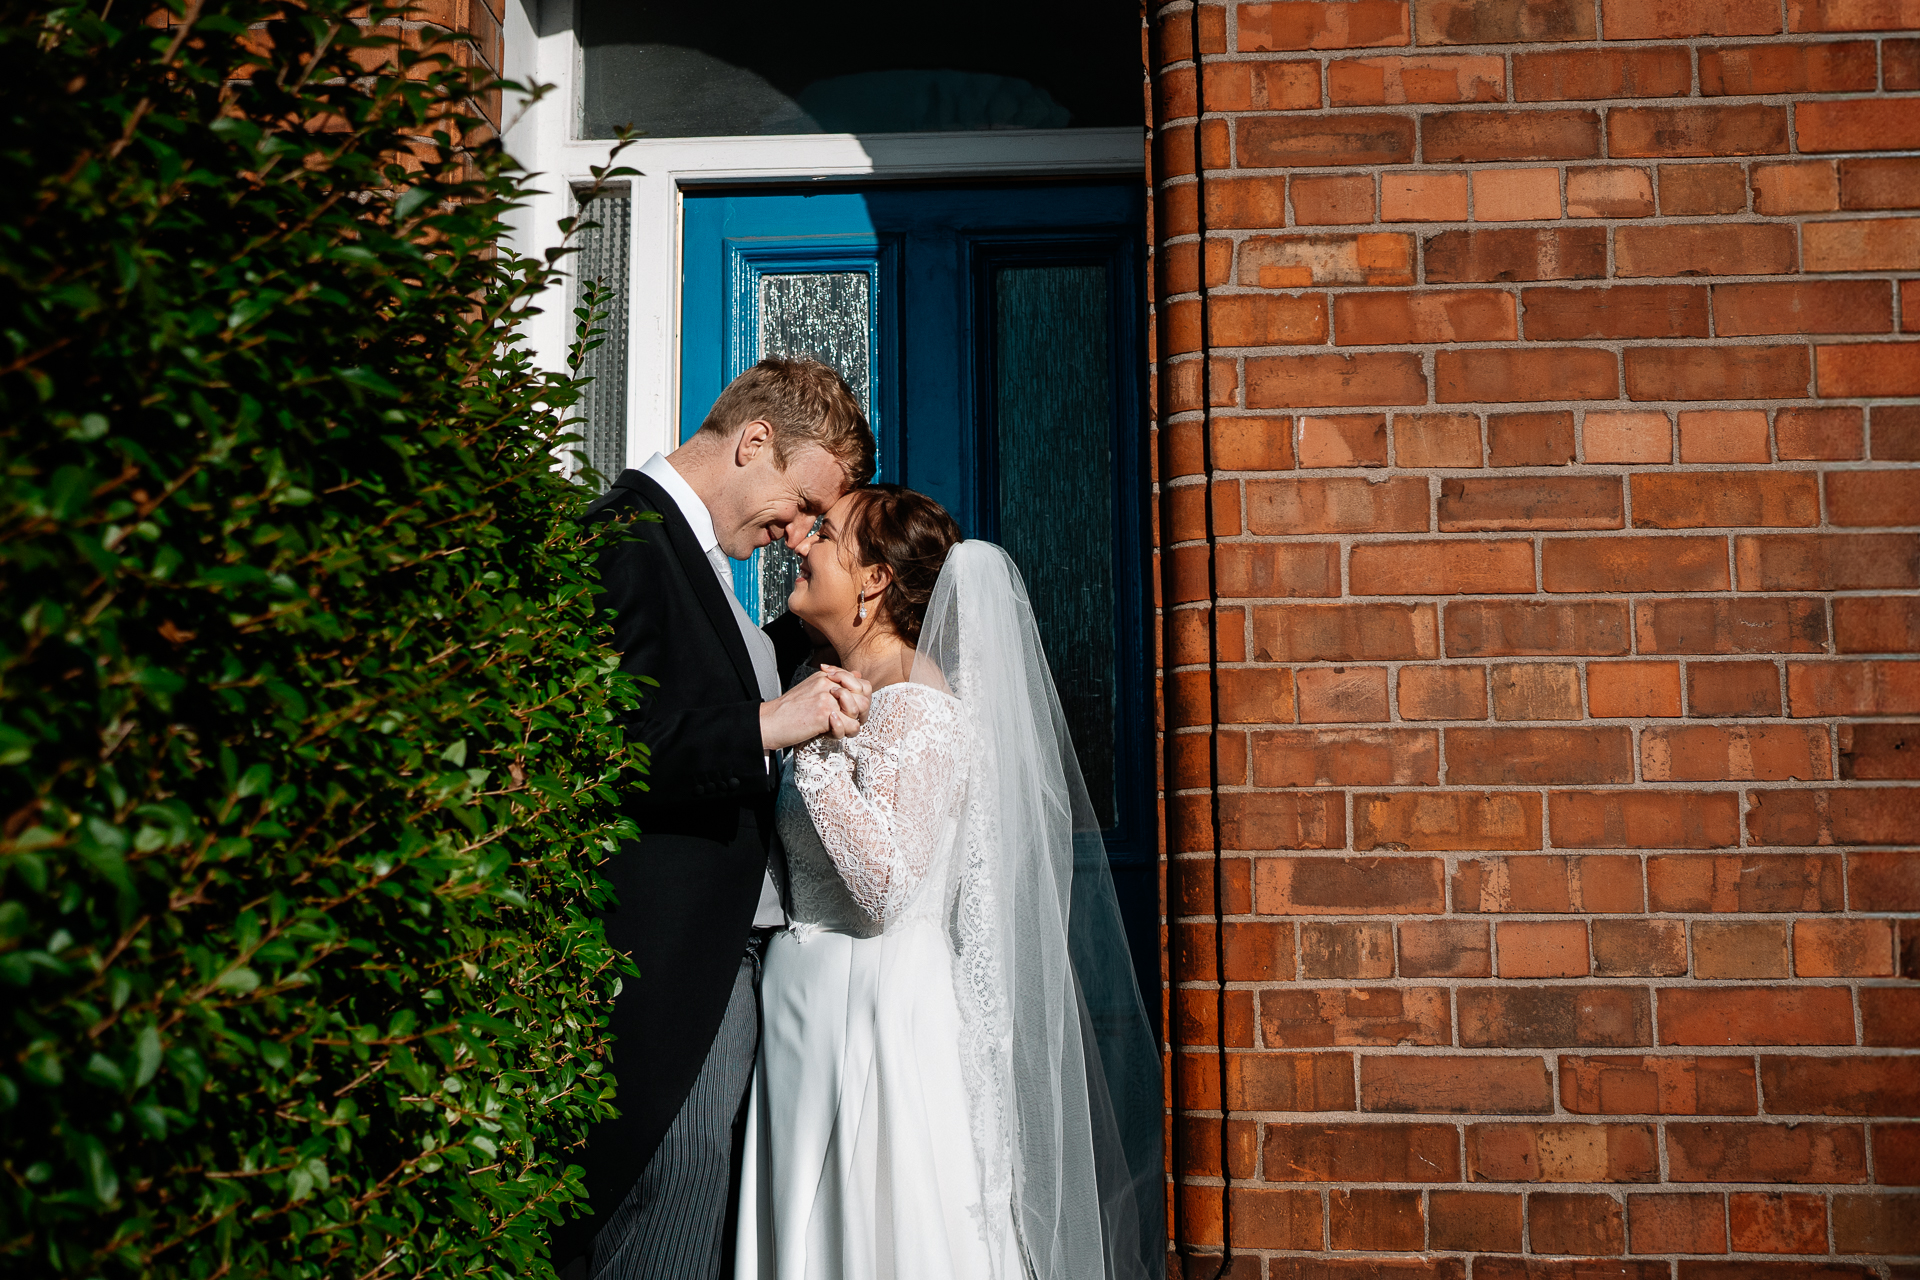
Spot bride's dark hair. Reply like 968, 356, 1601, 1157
841, 484, 961, 645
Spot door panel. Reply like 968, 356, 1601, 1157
985, 258, 1123, 829
754, 270, 872, 617
683, 222, 898, 612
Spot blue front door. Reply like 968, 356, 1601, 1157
679, 179, 1156, 997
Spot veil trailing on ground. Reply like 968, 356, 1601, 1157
907, 541, 1164, 1280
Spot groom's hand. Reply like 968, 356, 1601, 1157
759, 669, 872, 750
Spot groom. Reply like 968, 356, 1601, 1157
555, 357, 876, 1280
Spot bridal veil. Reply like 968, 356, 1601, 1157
903, 541, 1164, 1280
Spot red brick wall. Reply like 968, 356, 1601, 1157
429, 0, 503, 128
1147, 1, 1919, 1274
365, 0, 504, 132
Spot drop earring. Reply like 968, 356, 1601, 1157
856, 593, 867, 624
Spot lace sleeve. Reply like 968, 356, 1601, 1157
790, 686, 967, 921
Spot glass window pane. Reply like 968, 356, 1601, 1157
755, 271, 872, 622
759, 273, 871, 412
572, 192, 630, 489
992, 264, 1116, 826
578, 2, 1141, 139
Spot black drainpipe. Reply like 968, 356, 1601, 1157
1158, 1, 1232, 1276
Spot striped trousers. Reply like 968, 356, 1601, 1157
590, 954, 759, 1280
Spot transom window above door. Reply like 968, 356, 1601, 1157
574, 0, 1143, 139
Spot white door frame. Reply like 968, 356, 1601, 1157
499, 0, 1145, 466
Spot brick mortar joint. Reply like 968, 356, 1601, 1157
1168, 30, 1920, 64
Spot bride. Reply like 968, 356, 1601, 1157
733, 484, 1162, 1280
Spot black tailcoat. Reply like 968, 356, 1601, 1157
552, 468, 808, 1265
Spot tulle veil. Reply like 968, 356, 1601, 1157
902, 540, 1164, 1280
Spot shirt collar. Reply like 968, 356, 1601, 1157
639, 452, 719, 555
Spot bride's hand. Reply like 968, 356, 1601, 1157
815, 665, 872, 723
761, 668, 869, 750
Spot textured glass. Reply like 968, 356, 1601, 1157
576, 2, 1140, 139
755, 272, 872, 622
759, 273, 871, 413
571, 192, 630, 490
993, 265, 1116, 825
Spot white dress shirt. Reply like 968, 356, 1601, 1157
639, 452, 788, 928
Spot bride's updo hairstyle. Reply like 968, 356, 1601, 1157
841, 484, 962, 646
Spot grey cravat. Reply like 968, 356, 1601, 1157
707, 546, 788, 926
707, 546, 780, 701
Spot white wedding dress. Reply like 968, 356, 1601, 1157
733, 542, 1164, 1280
733, 681, 1023, 1280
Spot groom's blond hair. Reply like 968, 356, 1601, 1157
699, 357, 875, 486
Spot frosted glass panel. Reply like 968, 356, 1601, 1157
759, 273, 871, 411
993, 265, 1116, 825
755, 271, 872, 622
572, 192, 630, 489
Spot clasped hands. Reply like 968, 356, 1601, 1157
759, 665, 871, 749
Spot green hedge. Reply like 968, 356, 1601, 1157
0, 1, 643, 1274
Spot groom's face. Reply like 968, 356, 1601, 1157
713, 423, 848, 560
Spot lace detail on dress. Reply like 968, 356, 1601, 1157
950, 705, 1014, 1251
785, 683, 969, 925
778, 679, 1015, 1265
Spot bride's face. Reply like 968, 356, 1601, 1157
788, 491, 878, 635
